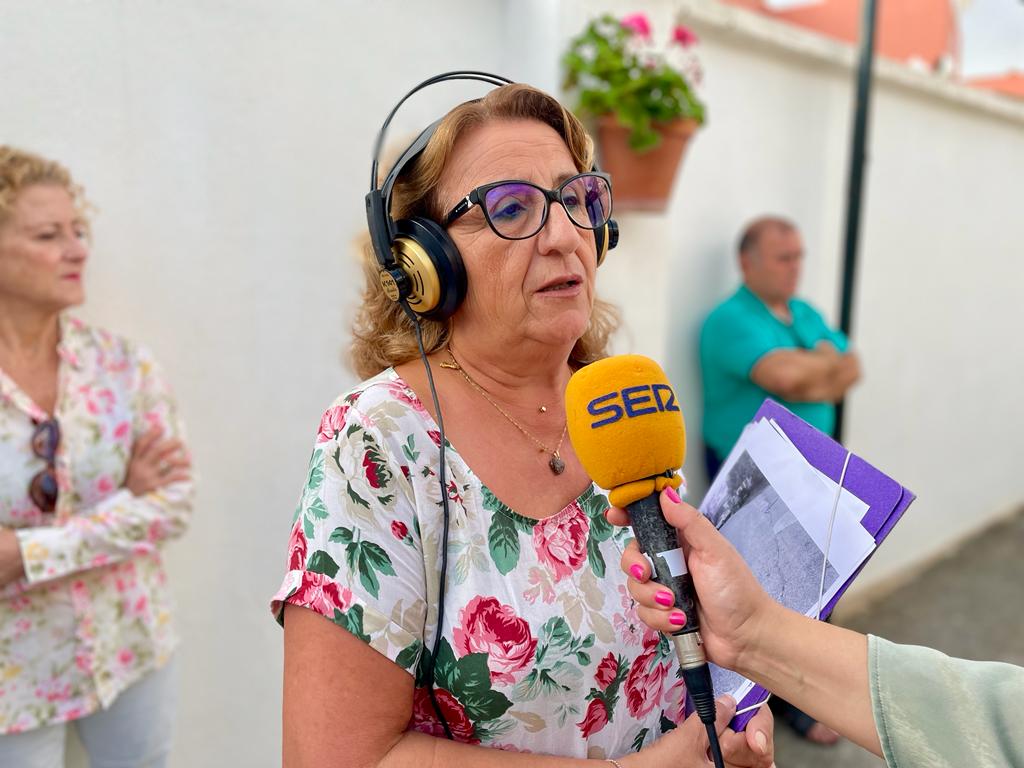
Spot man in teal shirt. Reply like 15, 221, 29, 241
700, 215, 861, 480
699, 215, 861, 745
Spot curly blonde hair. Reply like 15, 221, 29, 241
350, 83, 620, 379
0, 146, 90, 230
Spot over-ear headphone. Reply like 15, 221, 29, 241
364, 70, 619, 322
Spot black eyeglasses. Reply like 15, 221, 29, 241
29, 418, 60, 514
443, 171, 613, 241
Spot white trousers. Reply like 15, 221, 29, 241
0, 657, 177, 768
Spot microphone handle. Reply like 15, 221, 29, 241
626, 492, 701, 637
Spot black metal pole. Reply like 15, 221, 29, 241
834, 0, 879, 444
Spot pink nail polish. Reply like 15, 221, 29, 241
669, 610, 687, 626
629, 564, 645, 581
655, 590, 674, 607
664, 485, 681, 504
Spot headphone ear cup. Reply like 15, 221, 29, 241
391, 218, 467, 320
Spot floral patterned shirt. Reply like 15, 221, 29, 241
271, 369, 689, 759
0, 315, 193, 734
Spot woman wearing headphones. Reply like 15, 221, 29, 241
271, 81, 774, 766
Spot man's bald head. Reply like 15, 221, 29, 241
737, 215, 804, 309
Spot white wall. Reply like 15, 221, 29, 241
2, 1, 1022, 765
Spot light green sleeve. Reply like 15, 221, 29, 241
869, 635, 1024, 768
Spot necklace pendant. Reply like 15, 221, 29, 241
549, 453, 566, 475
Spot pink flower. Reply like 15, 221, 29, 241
532, 510, 589, 582
287, 521, 308, 572
672, 24, 699, 47
621, 12, 652, 38
624, 648, 669, 718
96, 476, 114, 495
387, 382, 427, 413
595, 653, 618, 689
410, 687, 478, 743
316, 405, 350, 444
363, 451, 386, 489
290, 572, 353, 617
453, 596, 537, 685
577, 697, 610, 737
427, 430, 442, 447
391, 520, 409, 540
117, 648, 135, 666
113, 421, 131, 440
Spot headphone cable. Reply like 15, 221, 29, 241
405, 305, 455, 740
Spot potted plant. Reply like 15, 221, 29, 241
562, 13, 706, 211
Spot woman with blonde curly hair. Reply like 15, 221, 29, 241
0, 146, 193, 767
272, 79, 774, 767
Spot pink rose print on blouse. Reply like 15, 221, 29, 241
362, 451, 386, 489
532, 510, 589, 582
577, 697, 610, 738
453, 596, 538, 685
624, 645, 669, 719
386, 381, 427, 413
316, 405, 350, 444
391, 520, 408, 540
287, 521, 308, 572
594, 652, 619, 689
290, 572, 353, 618
410, 686, 478, 744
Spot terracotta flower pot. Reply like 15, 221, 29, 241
597, 115, 700, 212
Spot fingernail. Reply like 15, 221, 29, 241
756, 730, 768, 755
655, 590, 674, 607
669, 610, 687, 625
629, 564, 645, 581
664, 485, 681, 504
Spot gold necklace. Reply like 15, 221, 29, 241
440, 349, 568, 475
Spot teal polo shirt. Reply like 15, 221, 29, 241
699, 285, 848, 459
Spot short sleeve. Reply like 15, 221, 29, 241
796, 302, 849, 353
271, 397, 428, 675
701, 308, 779, 380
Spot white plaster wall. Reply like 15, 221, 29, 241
2, 0, 1022, 764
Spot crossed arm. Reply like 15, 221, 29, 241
751, 342, 861, 403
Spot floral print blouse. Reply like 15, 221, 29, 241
0, 316, 193, 734
272, 369, 689, 759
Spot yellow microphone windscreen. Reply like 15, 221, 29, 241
565, 355, 686, 507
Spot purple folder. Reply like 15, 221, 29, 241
725, 399, 916, 731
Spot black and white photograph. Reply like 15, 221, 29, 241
701, 449, 839, 617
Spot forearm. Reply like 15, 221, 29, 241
379, 731, 600, 768
736, 604, 881, 756
15, 481, 193, 586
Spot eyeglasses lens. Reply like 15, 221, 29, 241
483, 183, 546, 239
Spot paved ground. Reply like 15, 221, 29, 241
771, 508, 1024, 767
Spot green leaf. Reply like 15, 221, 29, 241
395, 640, 422, 671
433, 638, 458, 692
306, 496, 328, 520
307, 550, 339, 578
487, 512, 522, 576
328, 526, 353, 544
587, 533, 607, 578
660, 712, 677, 734
345, 540, 395, 599
345, 422, 361, 438
302, 514, 314, 540
306, 461, 324, 491
346, 481, 370, 509
402, 434, 419, 462
333, 606, 370, 643
460, 688, 513, 722
541, 616, 572, 649
632, 727, 650, 752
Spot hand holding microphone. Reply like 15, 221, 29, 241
566, 355, 775, 767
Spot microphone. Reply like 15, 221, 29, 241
565, 355, 723, 762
